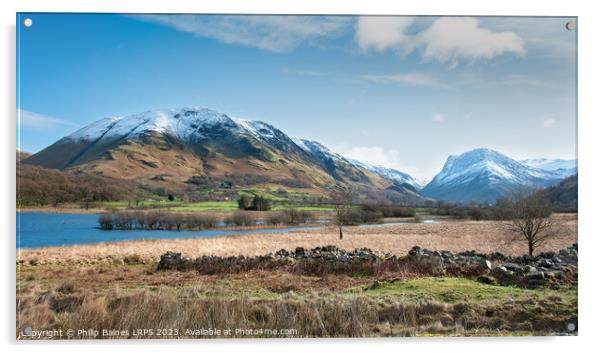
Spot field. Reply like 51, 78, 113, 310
16, 215, 577, 338
17, 266, 577, 338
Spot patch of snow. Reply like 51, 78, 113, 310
292, 138, 344, 161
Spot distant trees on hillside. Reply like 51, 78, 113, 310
237, 194, 271, 211
17, 164, 131, 207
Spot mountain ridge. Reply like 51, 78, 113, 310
22, 107, 576, 205
422, 148, 573, 203
22, 107, 426, 204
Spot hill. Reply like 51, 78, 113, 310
23, 107, 426, 204
422, 148, 569, 204
538, 174, 577, 212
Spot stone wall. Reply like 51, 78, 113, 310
158, 244, 578, 287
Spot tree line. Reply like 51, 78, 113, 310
17, 165, 130, 208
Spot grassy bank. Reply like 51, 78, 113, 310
17, 263, 577, 338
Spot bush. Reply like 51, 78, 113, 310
341, 209, 363, 225
250, 195, 271, 211
237, 195, 251, 210
284, 208, 313, 224
98, 212, 219, 230
266, 212, 288, 226
266, 208, 314, 226
359, 209, 383, 224
188, 214, 219, 229
98, 214, 114, 230
228, 211, 256, 227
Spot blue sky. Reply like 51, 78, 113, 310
16, 14, 576, 180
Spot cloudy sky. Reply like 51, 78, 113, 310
17, 14, 576, 180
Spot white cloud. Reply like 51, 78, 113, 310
356, 17, 414, 52
360, 72, 449, 89
18, 109, 79, 129
355, 16, 525, 65
417, 17, 525, 64
432, 114, 445, 123
133, 15, 350, 52
484, 17, 575, 60
543, 118, 556, 128
340, 146, 401, 170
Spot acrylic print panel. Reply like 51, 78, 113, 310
16, 13, 577, 339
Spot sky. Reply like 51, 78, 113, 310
16, 14, 577, 181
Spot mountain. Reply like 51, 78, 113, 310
349, 160, 424, 190
23, 107, 425, 203
521, 158, 577, 178
538, 174, 577, 212
421, 148, 566, 204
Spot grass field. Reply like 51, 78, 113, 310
16, 215, 578, 338
16, 262, 577, 338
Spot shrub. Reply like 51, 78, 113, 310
266, 212, 288, 226
284, 208, 313, 224
237, 195, 252, 210
359, 209, 383, 224
341, 209, 363, 225
189, 214, 219, 229
98, 215, 114, 230
228, 211, 256, 227
265, 209, 314, 226
250, 195, 271, 211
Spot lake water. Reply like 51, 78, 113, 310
16, 212, 317, 249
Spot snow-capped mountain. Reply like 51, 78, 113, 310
521, 158, 577, 178
422, 148, 566, 203
68, 107, 294, 149
24, 106, 426, 203
349, 160, 424, 190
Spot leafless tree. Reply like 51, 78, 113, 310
330, 186, 355, 240
505, 190, 557, 257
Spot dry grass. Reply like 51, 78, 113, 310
18, 214, 577, 265
16, 274, 578, 339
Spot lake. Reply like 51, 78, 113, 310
16, 212, 317, 248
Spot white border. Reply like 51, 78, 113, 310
2, 1, 601, 352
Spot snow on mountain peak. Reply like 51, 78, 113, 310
432, 148, 554, 186
292, 138, 344, 161
66, 107, 283, 143
422, 147, 571, 203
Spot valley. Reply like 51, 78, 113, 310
16, 106, 578, 338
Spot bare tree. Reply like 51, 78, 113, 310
330, 186, 355, 240
506, 190, 557, 257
